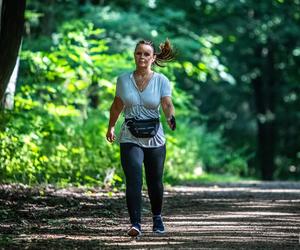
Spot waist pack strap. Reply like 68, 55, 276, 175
125, 118, 159, 123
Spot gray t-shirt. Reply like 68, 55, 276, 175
116, 71, 172, 148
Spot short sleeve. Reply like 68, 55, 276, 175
161, 76, 172, 98
115, 77, 121, 97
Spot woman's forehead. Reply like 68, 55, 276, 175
135, 44, 154, 53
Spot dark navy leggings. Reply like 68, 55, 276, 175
120, 143, 166, 224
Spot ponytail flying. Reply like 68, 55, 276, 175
135, 39, 176, 67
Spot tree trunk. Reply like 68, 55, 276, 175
39, 0, 55, 36
252, 44, 277, 180
88, 73, 100, 108
88, 81, 100, 109
2, 56, 20, 109
0, 0, 26, 108
0, 0, 3, 31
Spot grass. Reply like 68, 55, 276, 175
164, 172, 258, 186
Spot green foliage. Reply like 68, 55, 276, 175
1, 18, 249, 186
0, 106, 121, 186
8, 0, 300, 186
164, 120, 248, 184
1, 21, 128, 186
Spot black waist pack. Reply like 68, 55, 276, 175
125, 118, 159, 138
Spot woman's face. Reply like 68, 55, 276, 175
134, 44, 156, 69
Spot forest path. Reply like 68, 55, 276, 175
1, 182, 300, 249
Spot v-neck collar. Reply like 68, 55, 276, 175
130, 71, 156, 93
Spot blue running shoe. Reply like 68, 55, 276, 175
153, 215, 165, 234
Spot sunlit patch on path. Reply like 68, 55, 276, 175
0, 182, 300, 249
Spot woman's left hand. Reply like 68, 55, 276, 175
161, 96, 176, 131
167, 115, 176, 131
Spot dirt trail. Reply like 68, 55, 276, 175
0, 182, 300, 249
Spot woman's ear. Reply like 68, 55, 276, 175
152, 54, 157, 63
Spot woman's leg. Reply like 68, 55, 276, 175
143, 144, 166, 216
120, 143, 144, 225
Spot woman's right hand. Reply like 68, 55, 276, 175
106, 127, 115, 143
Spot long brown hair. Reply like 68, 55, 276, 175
135, 39, 176, 67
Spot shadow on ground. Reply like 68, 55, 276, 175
0, 182, 300, 249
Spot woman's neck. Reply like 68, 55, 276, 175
134, 67, 152, 76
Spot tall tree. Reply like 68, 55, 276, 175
0, 0, 26, 108
204, 1, 300, 179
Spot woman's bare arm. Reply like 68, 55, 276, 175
106, 96, 124, 142
161, 96, 176, 130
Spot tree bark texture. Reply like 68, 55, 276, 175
0, 0, 26, 107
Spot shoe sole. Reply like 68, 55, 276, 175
128, 227, 141, 237
153, 229, 165, 234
